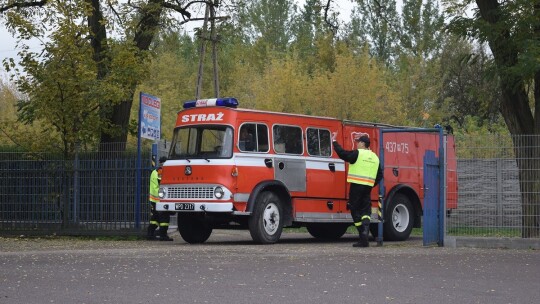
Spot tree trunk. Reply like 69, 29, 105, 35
96, 0, 164, 151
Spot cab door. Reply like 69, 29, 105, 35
272, 124, 307, 194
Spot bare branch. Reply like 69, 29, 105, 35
186, 16, 229, 22
107, 0, 123, 26
162, 1, 192, 19
322, 0, 338, 34
126, 0, 141, 10
0, 0, 48, 13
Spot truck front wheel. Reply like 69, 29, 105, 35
248, 191, 283, 244
177, 213, 213, 244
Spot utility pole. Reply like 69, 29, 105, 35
195, 1, 225, 99
195, 4, 210, 100
210, 1, 220, 98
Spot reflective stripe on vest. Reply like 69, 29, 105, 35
347, 149, 379, 186
149, 169, 160, 203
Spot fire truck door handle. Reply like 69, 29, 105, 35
264, 159, 273, 168
328, 163, 335, 172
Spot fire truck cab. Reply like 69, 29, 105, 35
156, 98, 457, 244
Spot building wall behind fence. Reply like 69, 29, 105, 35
450, 159, 522, 232
0, 148, 153, 235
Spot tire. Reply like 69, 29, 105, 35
382, 193, 414, 241
177, 213, 213, 244
248, 191, 283, 244
306, 224, 348, 240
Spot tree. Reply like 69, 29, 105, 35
435, 36, 502, 130
310, 47, 404, 124
350, 0, 400, 64
2, 1, 114, 155
0, 0, 195, 152
446, 0, 540, 237
400, 0, 445, 59
233, 0, 297, 52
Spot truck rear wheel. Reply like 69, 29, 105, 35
248, 191, 283, 244
177, 213, 213, 244
306, 223, 348, 240
381, 193, 414, 241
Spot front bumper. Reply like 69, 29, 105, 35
156, 202, 234, 212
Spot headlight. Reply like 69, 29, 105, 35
158, 187, 166, 199
214, 186, 224, 199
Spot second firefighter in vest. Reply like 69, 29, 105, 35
332, 132, 383, 247
147, 156, 173, 241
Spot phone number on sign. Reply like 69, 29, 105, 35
385, 142, 409, 154
145, 126, 160, 139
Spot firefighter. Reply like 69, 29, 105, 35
147, 156, 173, 241
332, 132, 382, 247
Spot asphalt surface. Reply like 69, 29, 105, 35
1, 230, 539, 304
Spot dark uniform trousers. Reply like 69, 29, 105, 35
348, 183, 373, 227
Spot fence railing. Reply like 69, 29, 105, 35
447, 134, 540, 239
1, 135, 539, 239
0, 147, 153, 235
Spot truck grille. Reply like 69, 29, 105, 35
167, 186, 214, 199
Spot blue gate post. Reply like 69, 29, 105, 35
437, 126, 445, 246
423, 150, 439, 246
377, 128, 385, 246
151, 143, 158, 167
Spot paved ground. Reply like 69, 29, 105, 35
1, 230, 539, 304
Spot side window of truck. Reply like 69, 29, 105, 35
306, 128, 332, 157
239, 123, 269, 153
273, 125, 303, 155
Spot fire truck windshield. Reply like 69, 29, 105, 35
169, 125, 233, 160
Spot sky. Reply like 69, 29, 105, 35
0, 0, 355, 78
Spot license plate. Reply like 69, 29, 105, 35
175, 203, 195, 211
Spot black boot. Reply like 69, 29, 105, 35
352, 220, 370, 247
146, 224, 158, 241
159, 226, 173, 241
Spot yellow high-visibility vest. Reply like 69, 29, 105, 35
149, 169, 160, 203
347, 149, 379, 186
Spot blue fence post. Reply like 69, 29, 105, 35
135, 93, 143, 229
73, 143, 80, 223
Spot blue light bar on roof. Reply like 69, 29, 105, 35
183, 97, 239, 109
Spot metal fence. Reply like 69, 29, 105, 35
1, 135, 539, 240
447, 134, 540, 239
0, 143, 154, 235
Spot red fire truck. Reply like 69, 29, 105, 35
156, 97, 457, 244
